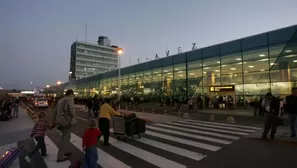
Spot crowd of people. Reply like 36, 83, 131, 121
0, 96, 20, 120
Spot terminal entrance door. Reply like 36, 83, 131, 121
208, 85, 236, 109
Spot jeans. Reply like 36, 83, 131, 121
83, 146, 98, 168
28, 137, 47, 157
13, 106, 19, 117
289, 114, 297, 135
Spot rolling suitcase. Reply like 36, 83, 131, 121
137, 118, 146, 134
0, 147, 20, 168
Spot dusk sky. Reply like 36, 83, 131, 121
0, 0, 296, 90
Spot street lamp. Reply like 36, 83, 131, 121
69, 71, 73, 87
117, 48, 123, 109
46, 85, 50, 88
57, 81, 61, 85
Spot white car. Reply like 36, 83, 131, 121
33, 97, 48, 108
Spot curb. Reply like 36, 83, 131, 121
21, 102, 39, 122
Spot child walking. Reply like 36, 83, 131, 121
25, 112, 51, 163
82, 118, 102, 168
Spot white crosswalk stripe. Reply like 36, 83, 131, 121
8, 119, 260, 168
67, 119, 261, 167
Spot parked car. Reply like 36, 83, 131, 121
33, 97, 48, 108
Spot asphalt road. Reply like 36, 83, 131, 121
21, 100, 297, 168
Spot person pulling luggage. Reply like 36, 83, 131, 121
98, 99, 122, 146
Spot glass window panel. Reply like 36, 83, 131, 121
221, 73, 243, 85
174, 63, 186, 71
203, 56, 220, 68
188, 60, 202, 70
243, 48, 269, 73
221, 53, 243, 75
188, 69, 203, 88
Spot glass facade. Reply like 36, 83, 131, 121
51, 25, 297, 105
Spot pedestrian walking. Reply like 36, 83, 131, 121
283, 87, 297, 137
86, 97, 93, 119
82, 118, 102, 168
12, 97, 20, 118
98, 99, 122, 146
52, 89, 77, 162
25, 112, 51, 163
261, 92, 282, 141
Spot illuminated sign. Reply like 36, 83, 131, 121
209, 85, 235, 92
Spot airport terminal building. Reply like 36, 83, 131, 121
48, 25, 297, 105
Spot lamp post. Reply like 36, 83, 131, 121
69, 71, 73, 87
56, 81, 62, 96
117, 48, 123, 109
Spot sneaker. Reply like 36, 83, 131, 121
25, 156, 31, 163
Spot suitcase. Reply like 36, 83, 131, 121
125, 113, 137, 122
137, 118, 146, 134
125, 120, 137, 137
0, 147, 20, 168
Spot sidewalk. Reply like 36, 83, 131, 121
245, 126, 297, 144
0, 107, 35, 168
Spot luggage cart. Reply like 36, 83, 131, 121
113, 116, 128, 141
113, 116, 144, 142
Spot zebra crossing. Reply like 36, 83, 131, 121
67, 119, 261, 168
0, 119, 261, 168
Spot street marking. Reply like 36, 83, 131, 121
177, 121, 255, 133
70, 133, 131, 168
147, 125, 231, 145
183, 119, 261, 130
176, 121, 249, 136
107, 133, 186, 168
0, 143, 19, 168
157, 123, 240, 140
43, 136, 71, 168
134, 137, 206, 161
146, 131, 221, 151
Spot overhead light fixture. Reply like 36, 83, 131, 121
175, 68, 180, 70
178, 71, 183, 73
285, 50, 292, 53
190, 73, 195, 75
285, 54, 297, 58
217, 61, 220, 64
230, 68, 236, 70
248, 65, 254, 68
215, 70, 220, 72
167, 72, 171, 74
163, 70, 168, 72
293, 60, 297, 63
204, 67, 210, 69
203, 72, 206, 74
259, 58, 269, 61
221, 64, 227, 67
244, 71, 248, 73
179, 74, 183, 77
259, 54, 265, 57
260, 69, 265, 72
270, 63, 276, 65
236, 58, 241, 60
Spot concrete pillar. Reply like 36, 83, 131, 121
207, 71, 216, 86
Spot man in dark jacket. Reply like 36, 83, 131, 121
261, 92, 281, 141
283, 87, 297, 137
